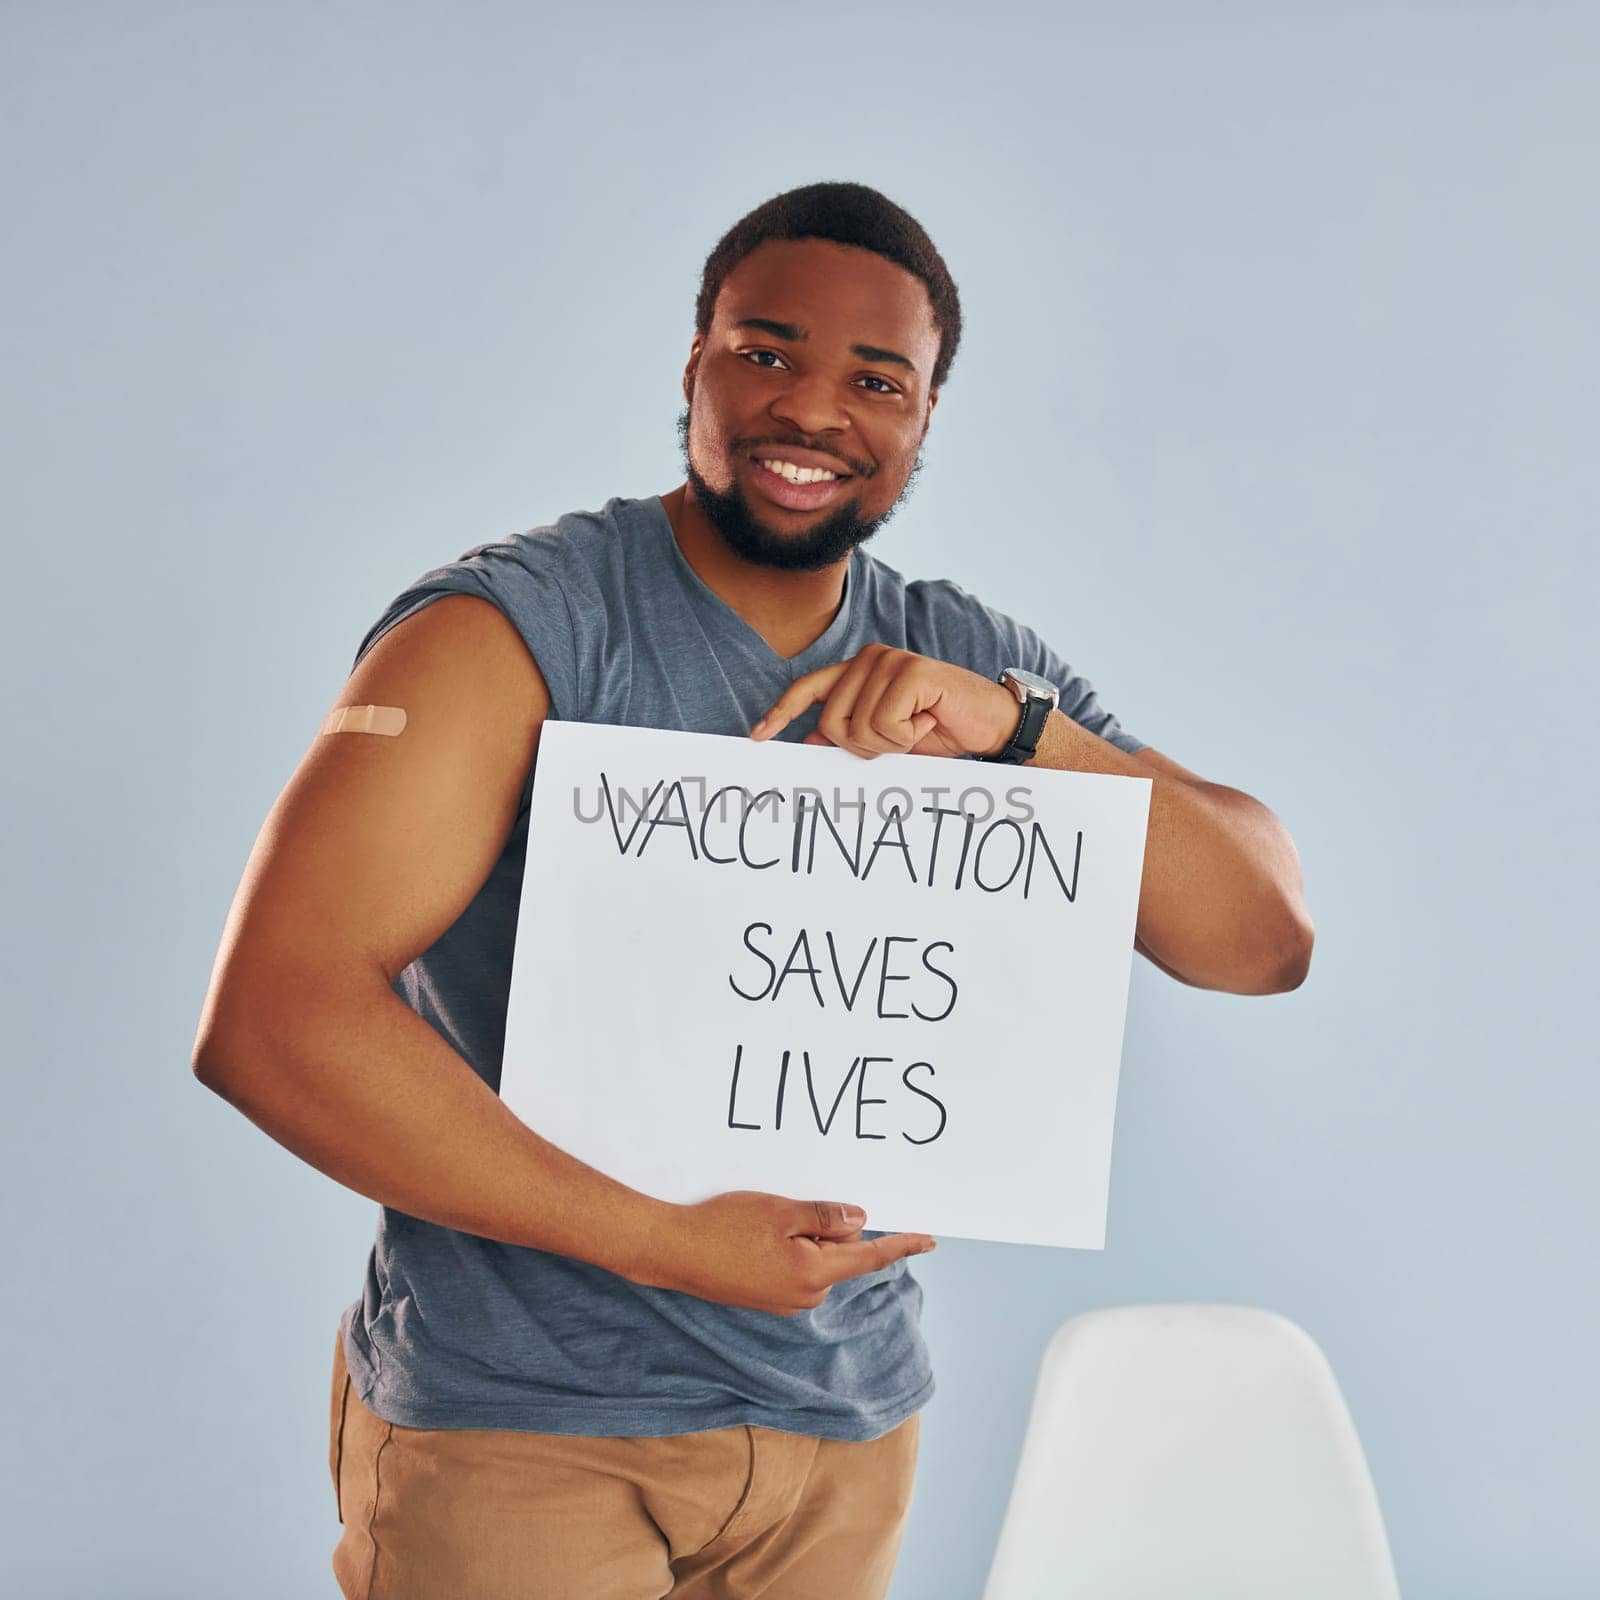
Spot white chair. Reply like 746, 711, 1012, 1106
981, 1305, 1401, 1599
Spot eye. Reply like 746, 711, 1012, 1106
741, 349, 788, 370
857, 375, 900, 395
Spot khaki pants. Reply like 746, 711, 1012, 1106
329, 1329, 921, 1598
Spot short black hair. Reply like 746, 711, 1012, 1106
694, 181, 963, 392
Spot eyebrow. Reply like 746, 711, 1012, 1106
733, 317, 918, 374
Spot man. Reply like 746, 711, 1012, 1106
192, 181, 1313, 1599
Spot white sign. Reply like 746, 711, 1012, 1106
501, 722, 1151, 1249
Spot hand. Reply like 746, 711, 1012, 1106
750, 643, 1020, 760
632, 1190, 937, 1316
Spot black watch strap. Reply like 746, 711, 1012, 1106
982, 688, 1052, 765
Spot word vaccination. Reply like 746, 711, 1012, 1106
588, 772, 1083, 901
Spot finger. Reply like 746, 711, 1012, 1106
859, 656, 950, 756
815, 648, 893, 759
750, 662, 851, 740
794, 1200, 867, 1240
846, 649, 926, 756
817, 1233, 938, 1283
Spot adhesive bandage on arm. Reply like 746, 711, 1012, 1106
320, 704, 408, 737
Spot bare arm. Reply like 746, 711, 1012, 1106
1026, 714, 1314, 995
191, 595, 932, 1313
747, 645, 1313, 998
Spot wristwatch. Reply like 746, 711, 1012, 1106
979, 666, 1060, 764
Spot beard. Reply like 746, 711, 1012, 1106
676, 405, 923, 573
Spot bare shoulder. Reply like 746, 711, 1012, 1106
195, 592, 555, 1066
348, 591, 549, 709
309, 590, 554, 821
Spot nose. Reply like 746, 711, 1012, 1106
767, 369, 850, 438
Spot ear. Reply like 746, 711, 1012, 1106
682, 334, 705, 404
923, 387, 939, 433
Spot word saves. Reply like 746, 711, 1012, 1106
724, 922, 954, 1146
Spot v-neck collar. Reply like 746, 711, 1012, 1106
645, 494, 857, 678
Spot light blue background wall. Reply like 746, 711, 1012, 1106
4, 3, 1594, 1595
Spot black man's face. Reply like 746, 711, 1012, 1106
679, 237, 941, 571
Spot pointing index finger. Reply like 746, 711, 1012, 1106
750, 661, 850, 740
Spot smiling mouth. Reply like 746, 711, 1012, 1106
746, 454, 856, 511
751, 452, 851, 484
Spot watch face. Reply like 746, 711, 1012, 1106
1003, 667, 1059, 704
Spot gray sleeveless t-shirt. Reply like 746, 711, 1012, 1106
337, 492, 1145, 1441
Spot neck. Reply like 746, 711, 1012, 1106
658, 482, 851, 662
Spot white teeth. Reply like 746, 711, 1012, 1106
760, 457, 838, 485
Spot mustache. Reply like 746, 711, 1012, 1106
676, 407, 876, 480
738, 440, 875, 479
